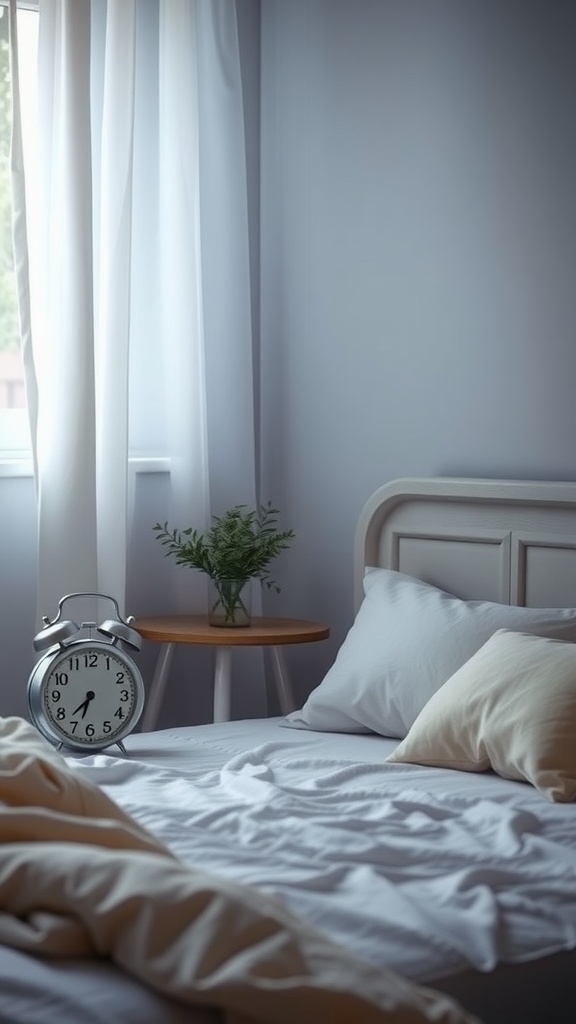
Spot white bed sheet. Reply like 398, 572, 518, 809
66, 717, 576, 986
3, 716, 575, 1024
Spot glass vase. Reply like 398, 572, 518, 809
208, 578, 251, 627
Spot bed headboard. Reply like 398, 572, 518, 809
354, 477, 576, 613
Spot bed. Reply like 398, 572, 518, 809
1, 476, 576, 1024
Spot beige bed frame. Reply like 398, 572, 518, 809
354, 476, 576, 612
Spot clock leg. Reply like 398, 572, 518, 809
116, 740, 128, 755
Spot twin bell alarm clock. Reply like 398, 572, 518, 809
27, 592, 145, 754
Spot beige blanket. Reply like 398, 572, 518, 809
0, 716, 480, 1024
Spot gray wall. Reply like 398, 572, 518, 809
259, 0, 576, 707
2, 0, 576, 724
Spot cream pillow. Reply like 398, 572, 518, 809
387, 629, 576, 802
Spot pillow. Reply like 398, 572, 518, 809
386, 629, 576, 802
284, 568, 576, 739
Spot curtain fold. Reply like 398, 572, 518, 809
13, 0, 260, 653
95, 0, 136, 610
33, 0, 99, 619
8, 0, 38, 472
158, 0, 209, 613
196, 0, 258, 513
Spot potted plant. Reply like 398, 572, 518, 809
153, 502, 295, 626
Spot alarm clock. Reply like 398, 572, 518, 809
27, 592, 145, 754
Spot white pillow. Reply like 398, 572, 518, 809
386, 629, 576, 802
285, 568, 576, 739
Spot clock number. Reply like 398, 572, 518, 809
119, 689, 129, 702
51, 689, 61, 702
103, 721, 112, 734
68, 653, 99, 671
114, 707, 125, 720
56, 707, 65, 720
85, 724, 95, 737
116, 671, 125, 684
70, 721, 79, 733
54, 672, 68, 686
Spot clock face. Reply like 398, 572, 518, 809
28, 640, 144, 750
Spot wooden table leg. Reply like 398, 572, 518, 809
213, 647, 233, 723
269, 645, 295, 715
141, 642, 175, 732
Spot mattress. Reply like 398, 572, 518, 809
2, 717, 576, 1023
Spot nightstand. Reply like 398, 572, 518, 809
135, 615, 330, 729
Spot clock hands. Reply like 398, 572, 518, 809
71, 691, 96, 719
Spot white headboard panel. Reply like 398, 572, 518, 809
354, 478, 576, 613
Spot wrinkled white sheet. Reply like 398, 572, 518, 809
68, 718, 576, 986
0, 716, 476, 1024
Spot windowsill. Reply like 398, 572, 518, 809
0, 455, 171, 478
0, 456, 33, 477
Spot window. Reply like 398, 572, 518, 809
0, 1, 37, 457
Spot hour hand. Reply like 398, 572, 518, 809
72, 691, 95, 718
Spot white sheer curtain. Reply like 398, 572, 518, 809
14, 0, 259, 626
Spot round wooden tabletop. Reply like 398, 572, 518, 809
134, 615, 330, 648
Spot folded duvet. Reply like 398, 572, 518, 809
0, 717, 479, 1024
